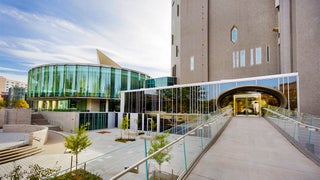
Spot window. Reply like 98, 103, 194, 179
176, 46, 179, 57
171, 34, 174, 45
255, 47, 262, 64
266, 45, 270, 63
177, 4, 179, 17
233, 52, 236, 68
236, 51, 239, 67
172, 65, 176, 77
240, 50, 245, 67
250, 49, 254, 66
190, 56, 194, 71
231, 26, 238, 43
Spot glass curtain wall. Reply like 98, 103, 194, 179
123, 73, 298, 132
28, 65, 149, 99
28, 64, 150, 110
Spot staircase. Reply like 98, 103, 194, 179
0, 146, 43, 164
31, 113, 62, 131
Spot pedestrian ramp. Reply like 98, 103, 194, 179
187, 116, 320, 180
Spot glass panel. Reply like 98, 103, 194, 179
76, 65, 88, 96
237, 80, 257, 86
47, 66, 54, 97
131, 72, 140, 90
250, 48, 254, 66
220, 82, 236, 94
289, 76, 298, 110
256, 47, 262, 64
110, 68, 121, 98
100, 67, 111, 98
40, 66, 46, 97
257, 78, 278, 89
53, 65, 64, 96
88, 66, 100, 97
190, 56, 194, 71
66, 65, 76, 96
121, 70, 128, 91
240, 50, 245, 67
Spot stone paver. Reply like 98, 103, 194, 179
187, 116, 320, 180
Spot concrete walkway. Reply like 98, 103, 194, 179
187, 116, 320, 180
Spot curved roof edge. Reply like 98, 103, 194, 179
216, 85, 287, 108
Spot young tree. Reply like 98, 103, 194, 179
64, 123, 92, 174
14, 98, 29, 108
0, 98, 6, 108
150, 119, 156, 132
148, 132, 172, 173
120, 116, 129, 139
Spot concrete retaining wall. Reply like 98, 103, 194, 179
40, 112, 79, 133
0, 109, 31, 126
0, 109, 6, 128
3, 124, 48, 147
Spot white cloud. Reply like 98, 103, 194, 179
0, 67, 21, 72
0, 0, 171, 82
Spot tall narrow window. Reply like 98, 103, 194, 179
240, 50, 245, 67
190, 56, 194, 71
236, 51, 239, 67
177, 5, 179, 17
171, 34, 174, 45
172, 65, 176, 77
231, 26, 238, 43
176, 46, 179, 57
266, 45, 270, 63
250, 49, 254, 66
232, 52, 236, 68
255, 47, 262, 64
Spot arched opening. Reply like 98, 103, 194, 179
217, 85, 287, 116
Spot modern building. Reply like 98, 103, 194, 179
27, 50, 150, 112
0, 76, 27, 95
171, 0, 320, 115
122, 72, 298, 132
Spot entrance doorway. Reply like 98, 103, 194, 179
233, 94, 261, 116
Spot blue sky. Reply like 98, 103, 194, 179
0, 0, 171, 83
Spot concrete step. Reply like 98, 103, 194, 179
48, 126, 62, 131
31, 113, 45, 119
0, 146, 43, 164
31, 119, 50, 125
0, 145, 30, 155
31, 113, 50, 125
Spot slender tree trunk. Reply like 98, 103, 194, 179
76, 153, 78, 177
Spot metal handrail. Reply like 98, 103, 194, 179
263, 108, 320, 131
110, 108, 232, 179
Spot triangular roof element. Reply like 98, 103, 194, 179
97, 49, 121, 68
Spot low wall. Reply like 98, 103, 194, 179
40, 112, 79, 133
0, 109, 5, 128
3, 124, 48, 147
0, 109, 32, 125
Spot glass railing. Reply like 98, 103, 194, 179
47, 107, 232, 179
263, 106, 320, 164
110, 107, 232, 179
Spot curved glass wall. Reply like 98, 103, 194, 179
28, 64, 150, 99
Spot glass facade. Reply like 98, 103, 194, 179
28, 64, 150, 111
79, 113, 109, 130
122, 73, 298, 133
145, 77, 177, 88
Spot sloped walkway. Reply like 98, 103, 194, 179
187, 116, 320, 180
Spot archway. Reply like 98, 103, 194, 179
217, 85, 287, 116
